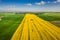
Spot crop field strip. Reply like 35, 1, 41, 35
11, 14, 60, 40
0, 13, 60, 40
0, 14, 25, 40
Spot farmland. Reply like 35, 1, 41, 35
0, 13, 25, 40
11, 14, 60, 40
36, 12, 60, 27
0, 12, 60, 40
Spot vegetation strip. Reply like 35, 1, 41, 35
11, 14, 60, 40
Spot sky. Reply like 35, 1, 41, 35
0, 0, 60, 12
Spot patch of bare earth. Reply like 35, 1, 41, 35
50, 21, 60, 27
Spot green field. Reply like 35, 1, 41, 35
0, 13, 25, 40
36, 12, 60, 21
0, 12, 60, 40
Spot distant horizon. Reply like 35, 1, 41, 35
0, 11, 60, 13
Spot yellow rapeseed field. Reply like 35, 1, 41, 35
11, 14, 60, 40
